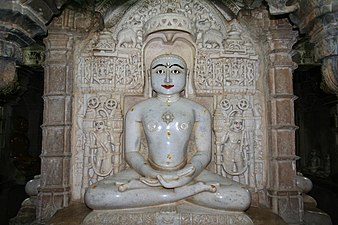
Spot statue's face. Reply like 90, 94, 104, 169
150, 55, 186, 95
230, 119, 244, 132
94, 120, 105, 132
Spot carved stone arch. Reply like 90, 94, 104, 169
97, 0, 246, 24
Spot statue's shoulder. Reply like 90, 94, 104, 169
127, 98, 156, 114
181, 98, 211, 119
181, 98, 208, 111
137, 98, 156, 107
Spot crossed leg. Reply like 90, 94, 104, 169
85, 169, 250, 211
187, 170, 251, 211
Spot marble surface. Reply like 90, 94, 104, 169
47, 203, 288, 225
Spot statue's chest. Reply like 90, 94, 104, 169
142, 107, 194, 133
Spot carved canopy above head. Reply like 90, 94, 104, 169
144, 13, 194, 37
76, 0, 259, 97
142, 12, 196, 71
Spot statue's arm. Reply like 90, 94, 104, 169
189, 107, 212, 177
124, 108, 158, 178
221, 130, 229, 144
89, 132, 96, 148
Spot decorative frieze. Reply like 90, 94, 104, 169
77, 53, 143, 93
195, 52, 258, 94
82, 203, 254, 225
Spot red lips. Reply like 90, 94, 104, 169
162, 85, 174, 89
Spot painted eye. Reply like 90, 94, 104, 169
172, 70, 180, 74
156, 69, 165, 74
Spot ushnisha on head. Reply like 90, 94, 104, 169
150, 54, 187, 95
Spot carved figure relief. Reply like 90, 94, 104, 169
196, 17, 223, 49
79, 95, 123, 187
195, 23, 258, 94
89, 116, 114, 176
78, 53, 143, 93
221, 111, 248, 180
213, 95, 263, 187
117, 27, 137, 48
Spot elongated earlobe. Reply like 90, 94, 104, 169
148, 70, 152, 98
185, 69, 189, 98
187, 69, 196, 97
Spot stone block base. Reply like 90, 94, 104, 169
82, 202, 254, 225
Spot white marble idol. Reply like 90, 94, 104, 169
84, 54, 251, 211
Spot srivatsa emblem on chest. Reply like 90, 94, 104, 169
161, 111, 175, 124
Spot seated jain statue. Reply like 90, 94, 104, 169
85, 54, 251, 211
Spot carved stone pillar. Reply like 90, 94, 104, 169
0, 16, 25, 94
310, 11, 338, 93
266, 19, 302, 224
0, 0, 64, 92
38, 26, 74, 224
264, 0, 298, 15
290, 0, 338, 93
37, 8, 102, 223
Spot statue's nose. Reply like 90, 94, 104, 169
164, 71, 172, 83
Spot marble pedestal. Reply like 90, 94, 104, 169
82, 202, 254, 225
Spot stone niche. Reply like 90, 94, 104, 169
39, 0, 299, 223
73, 0, 264, 202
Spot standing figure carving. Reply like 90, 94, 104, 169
221, 111, 248, 182
85, 54, 251, 211
89, 116, 114, 177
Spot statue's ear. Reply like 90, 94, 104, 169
185, 69, 190, 98
144, 69, 150, 98
147, 70, 152, 98
185, 68, 196, 97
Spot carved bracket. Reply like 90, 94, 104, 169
310, 11, 338, 93
322, 56, 338, 94
265, 0, 298, 15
